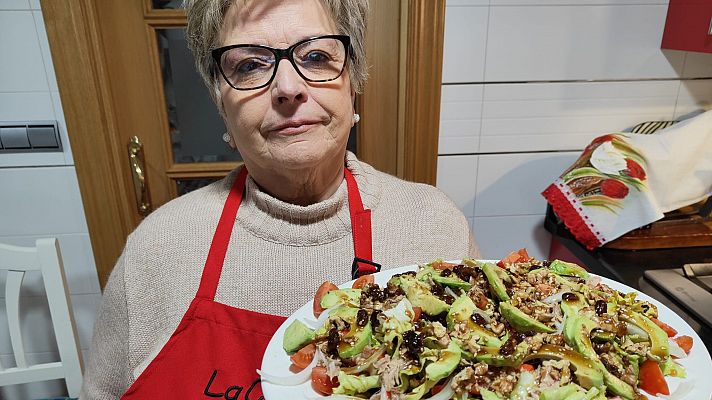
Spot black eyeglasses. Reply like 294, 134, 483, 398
212, 35, 351, 91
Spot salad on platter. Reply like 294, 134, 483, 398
259, 250, 697, 400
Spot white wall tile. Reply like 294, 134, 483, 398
491, 0, 667, 4
0, 0, 29, 11
436, 154, 478, 218
0, 152, 67, 168
0, 91, 54, 120
447, 0, 489, 6
33, 9, 58, 92
0, 91, 67, 168
472, 215, 551, 260
682, 52, 712, 79
439, 84, 483, 154
69, 293, 101, 350
0, 234, 100, 296
484, 5, 684, 82
474, 152, 579, 216
674, 79, 712, 119
0, 352, 71, 399
0, 10, 48, 92
0, 166, 89, 236
479, 81, 679, 152
442, 5, 488, 83
0, 292, 99, 356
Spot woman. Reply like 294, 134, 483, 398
80, 0, 479, 398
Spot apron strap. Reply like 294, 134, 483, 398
197, 167, 248, 300
198, 166, 379, 300
345, 169, 380, 279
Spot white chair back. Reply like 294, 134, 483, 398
0, 238, 83, 397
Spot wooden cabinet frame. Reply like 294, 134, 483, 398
41, 0, 445, 288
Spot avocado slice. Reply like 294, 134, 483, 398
338, 321, 373, 359
560, 291, 588, 317
564, 314, 637, 399
425, 340, 461, 381
549, 259, 590, 279
590, 330, 616, 343
481, 262, 510, 302
499, 301, 555, 333
523, 344, 604, 389
432, 273, 472, 291
619, 308, 669, 360
315, 306, 359, 336
403, 379, 438, 400
446, 295, 502, 346
395, 348, 438, 393
320, 288, 361, 309
282, 320, 315, 354
474, 341, 529, 367
400, 277, 450, 315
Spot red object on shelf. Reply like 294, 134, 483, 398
661, 0, 712, 54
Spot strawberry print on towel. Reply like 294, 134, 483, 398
542, 133, 661, 250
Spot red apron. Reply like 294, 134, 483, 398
121, 166, 379, 399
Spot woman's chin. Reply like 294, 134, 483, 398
271, 144, 342, 171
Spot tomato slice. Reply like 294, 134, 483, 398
352, 274, 374, 289
432, 261, 459, 270
674, 335, 693, 354
313, 281, 338, 317
651, 317, 678, 338
475, 292, 489, 310
639, 359, 670, 396
411, 306, 422, 322
519, 363, 535, 372
497, 248, 530, 268
290, 343, 316, 369
311, 366, 337, 395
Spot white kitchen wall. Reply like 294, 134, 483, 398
436, 0, 712, 260
0, 1, 101, 398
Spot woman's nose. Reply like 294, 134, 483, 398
271, 59, 308, 105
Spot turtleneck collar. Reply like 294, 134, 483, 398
235, 152, 382, 246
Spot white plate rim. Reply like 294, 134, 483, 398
262, 261, 712, 400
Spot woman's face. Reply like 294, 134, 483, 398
218, 0, 355, 174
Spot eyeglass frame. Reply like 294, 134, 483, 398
211, 34, 352, 91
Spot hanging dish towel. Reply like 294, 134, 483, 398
542, 110, 712, 250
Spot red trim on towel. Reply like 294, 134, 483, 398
542, 184, 601, 250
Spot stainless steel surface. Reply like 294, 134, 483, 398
644, 268, 712, 329
684, 263, 712, 277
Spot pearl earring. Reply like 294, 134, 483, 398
222, 132, 231, 143
353, 113, 360, 124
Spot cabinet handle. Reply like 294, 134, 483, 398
709, 16, 712, 36
127, 136, 153, 216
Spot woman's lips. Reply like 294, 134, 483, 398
268, 120, 323, 136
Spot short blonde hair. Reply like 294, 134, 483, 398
184, 0, 369, 107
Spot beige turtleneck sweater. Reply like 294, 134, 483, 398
80, 152, 479, 399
